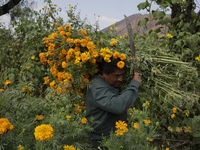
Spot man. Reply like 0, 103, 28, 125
85, 58, 142, 149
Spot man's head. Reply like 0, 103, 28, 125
99, 58, 126, 88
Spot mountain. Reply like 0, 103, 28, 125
101, 13, 170, 36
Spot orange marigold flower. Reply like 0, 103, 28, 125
171, 114, 175, 119
81, 53, 88, 63
50, 81, 57, 89
55, 23, 59, 28
66, 116, 71, 119
36, 115, 44, 120
64, 24, 70, 30
34, 124, 53, 141
0, 89, 4, 92
4, 80, 11, 85
81, 118, 88, 124
113, 52, 120, 59
63, 145, 76, 150
62, 62, 67, 69
26, 66, 31, 69
81, 29, 87, 36
110, 40, 117, 46
173, 107, 177, 113
133, 123, 139, 129
119, 54, 126, 60
57, 87, 62, 93
66, 32, 71, 36
57, 26, 64, 32
0, 118, 14, 135
80, 39, 87, 47
117, 61, 125, 69
144, 119, 151, 124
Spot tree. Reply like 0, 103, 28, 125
0, 0, 22, 16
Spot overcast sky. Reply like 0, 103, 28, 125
1, 0, 199, 30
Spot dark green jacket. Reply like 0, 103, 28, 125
85, 75, 141, 146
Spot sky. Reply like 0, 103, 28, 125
0, 0, 164, 30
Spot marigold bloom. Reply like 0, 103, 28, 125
34, 124, 54, 141
66, 32, 72, 36
44, 76, 49, 85
81, 53, 88, 63
57, 87, 62, 93
173, 107, 177, 113
115, 129, 124, 136
185, 110, 190, 116
17, 145, 24, 150
195, 55, 200, 61
171, 114, 175, 119
81, 118, 88, 124
81, 29, 87, 36
144, 119, 151, 124
133, 123, 139, 129
113, 52, 120, 59
50, 80, 57, 89
119, 54, 126, 60
167, 33, 173, 38
0, 118, 14, 135
57, 27, 64, 32
66, 116, 71, 119
62, 62, 67, 69
117, 61, 125, 69
26, 66, 31, 69
31, 56, 35, 59
80, 39, 87, 47
63, 145, 76, 150
110, 40, 117, 46
4, 80, 11, 85
36, 115, 44, 120
0, 89, 4, 92
115, 120, 128, 130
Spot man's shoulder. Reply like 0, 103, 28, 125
89, 75, 109, 88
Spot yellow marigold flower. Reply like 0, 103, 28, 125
0, 89, 4, 92
173, 107, 177, 113
60, 31, 65, 37
50, 80, 57, 89
80, 39, 87, 47
81, 53, 88, 63
185, 110, 190, 116
4, 80, 11, 85
44, 6, 47, 9
117, 61, 125, 69
110, 40, 117, 46
44, 76, 49, 85
26, 66, 31, 69
81, 29, 87, 36
66, 32, 72, 36
195, 55, 200, 61
0, 118, 14, 135
36, 115, 44, 120
81, 118, 88, 124
57, 87, 62, 93
144, 119, 151, 124
167, 33, 173, 38
119, 54, 126, 60
57, 26, 64, 32
17, 145, 24, 150
34, 124, 54, 141
63, 145, 76, 150
166, 148, 169, 150
62, 62, 67, 69
31, 56, 35, 59
66, 116, 71, 119
115, 120, 128, 130
115, 129, 124, 136
171, 114, 175, 119
133, 123, 139, 129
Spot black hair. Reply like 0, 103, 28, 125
98, 57, 126, 75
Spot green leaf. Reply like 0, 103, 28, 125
137, 2, 148, 11
137, 18, 149, 27
171, 0, 180, 4
152, 10, 166, 20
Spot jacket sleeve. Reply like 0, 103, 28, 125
91, 80, 141, 114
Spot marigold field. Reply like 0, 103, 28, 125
1, 1, 200, 150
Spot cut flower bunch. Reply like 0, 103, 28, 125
40, 23, 128, 103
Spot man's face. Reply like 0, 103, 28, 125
102, 68, 126, 88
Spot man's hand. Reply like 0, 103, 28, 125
133, 72, 142, 84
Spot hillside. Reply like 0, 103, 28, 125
101, 13, 170, 36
